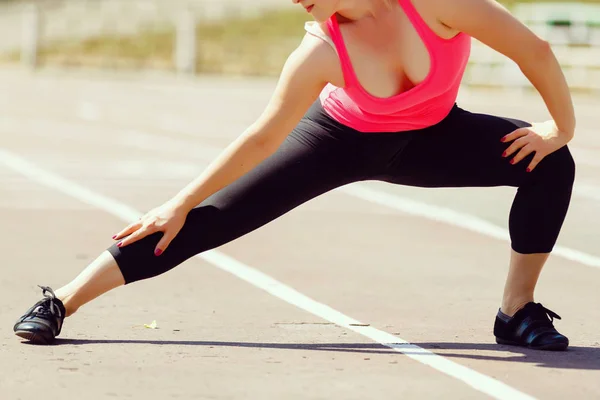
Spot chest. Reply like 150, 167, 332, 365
329, 4, 454, 99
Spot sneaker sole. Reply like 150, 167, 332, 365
496, 337, 568, 351
14, 330, 54, 345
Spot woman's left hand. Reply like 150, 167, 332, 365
501, 120, 572, 172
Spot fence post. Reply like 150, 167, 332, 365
20, 2, 40, 69
174, 7, 196, 75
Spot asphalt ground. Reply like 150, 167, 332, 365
0, 68, 599, 399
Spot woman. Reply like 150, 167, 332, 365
14, 0, 575, 350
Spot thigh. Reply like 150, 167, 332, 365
387, 106, 533, 188
194, 121, 364, 232
111, 115, 369, 282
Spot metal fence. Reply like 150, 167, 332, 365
4, 0, 600, 92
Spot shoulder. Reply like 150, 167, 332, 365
302, 20, 338, 63
285, 24, 340, 83
422, 0, 548, 63
304, 20, 335, 46
247, 25, 340, 143
423, 0, 517, 30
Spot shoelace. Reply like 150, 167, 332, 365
33, 285, 62, 319
533, 303, 561, 325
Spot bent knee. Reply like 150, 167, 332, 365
537, 145, 575, 186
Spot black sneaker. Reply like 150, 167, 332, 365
493, 302, 569, 351
14, 286, 66, 345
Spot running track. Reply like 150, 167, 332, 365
0, 68, 598, 400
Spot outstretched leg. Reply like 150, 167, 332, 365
14, 101, 377, 343
54, 251, 124, 317
383, 105, 575, 350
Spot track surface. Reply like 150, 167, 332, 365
0, 68, 599, 399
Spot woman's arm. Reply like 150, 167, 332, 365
434, 0, 576, 138
170, 34, 336, 212
113, 34, 338, 252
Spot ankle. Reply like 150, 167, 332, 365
58, 294, 78, 318
501, 297, 533, 317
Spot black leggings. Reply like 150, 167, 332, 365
108, 100, 575, 284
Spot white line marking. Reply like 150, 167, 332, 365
13, 109, 600, 169
570, 147, 600, 169
77, 102, 101, 122
111, 133, 600, 269
4, 111, 600, 269
341, 184, 600, 269
8, 110, 600, 207
574, 182, 600, 202
0, 148, 535, 400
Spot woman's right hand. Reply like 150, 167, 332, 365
112, 200, 189, 256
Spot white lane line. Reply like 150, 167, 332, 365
11, 107, 600, 170
574, 182, 600, 202
569, 147, 600, 168
77, 101, 101, 122
62, 115, 600, 270
339, 185, 600, 269
0, 149, 535, 400
4, 113, 600, 269
116, 130, 600, 269
6, 111, 600, 203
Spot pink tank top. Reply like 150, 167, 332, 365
320, 0, 471, 133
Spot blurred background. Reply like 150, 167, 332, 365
0, 0, 599, 92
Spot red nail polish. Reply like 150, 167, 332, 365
117, 241, 123, 247
502, 151, 507, 157
112, 235, 117, 239
155, 249, 163, 256
526, 168, 532, 173
500, 137, 506, 142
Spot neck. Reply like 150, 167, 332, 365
336, 0, 390, 22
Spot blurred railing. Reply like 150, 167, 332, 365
467, 2, 600, 92
4, 0, 600, 92
1, 0, 281, 52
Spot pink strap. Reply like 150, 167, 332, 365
398, 0, 441, 43
325, 2, 442, 98
325, 17, 359, 88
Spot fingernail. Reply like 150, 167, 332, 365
510, 159, 515, 165
502, 151, 507, 157
117, 241, 123, 247
526, 168, 532, 173
155, 249, 163, 256
112, 235, 117, 239
500, 137, 506, 142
